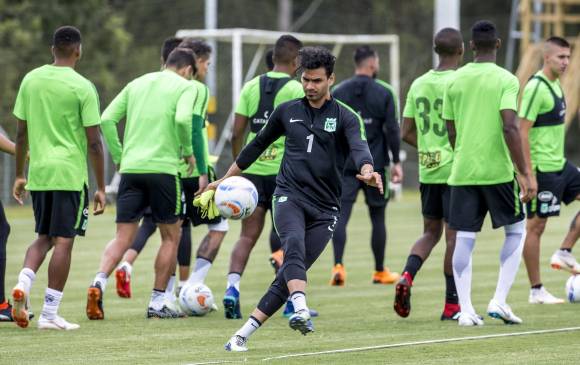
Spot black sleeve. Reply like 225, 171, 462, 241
342, 110, 374, 171
384, 90, 401, 164
235, 105, 285, 170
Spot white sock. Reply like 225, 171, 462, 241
41, 288, 63, 320
93, 272, 108, 292
18, 268, 36, 295
234, 315, 261, 339
119, 261, 133, 276
165, 275, 176, 297
179, 280, 187, 288
188, 257, 212, 284
493, 220, 525, 304
290, 291, 308, 313
150, 289, 165, 309
453, 231, 477, 315
227, 273, 241, 291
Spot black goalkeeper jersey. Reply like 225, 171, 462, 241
332, 75, 400, 172
236, 97, 374, 211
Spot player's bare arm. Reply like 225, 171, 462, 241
402, 117, 418, 148
445, 119, 456, 149
0, 133, 15, 155
85, 126, 106, 215
356, 163, 384, 195
518, 117, 538, 192
231, 114, 249, 159
13, 119, 28, 205
500, 109, 536, 202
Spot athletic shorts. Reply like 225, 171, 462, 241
341, 169, 389, 208
448, 179, 524, 232
181, 176, 223, 227
31, 185, 89, 238
242, 173, 277, 210
116, 173, 182, 224
420, 183, 450, 221
527, 161, 580, 218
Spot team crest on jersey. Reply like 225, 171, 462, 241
324, 118, 337, 132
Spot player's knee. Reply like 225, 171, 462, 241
526, 218, 545, 236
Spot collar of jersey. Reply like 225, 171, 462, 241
266, 71, 292, 78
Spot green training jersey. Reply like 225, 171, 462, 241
179, 80, 211, 178
403, 69, 454, 184
101, 69, 203, 176
236, 71, 304, 176
13, 65, 101, 191
442, 62, 519, 186
519, 71, 566, 172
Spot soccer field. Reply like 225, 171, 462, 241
1, 192, 579, 364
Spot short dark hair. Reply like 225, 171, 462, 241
299, 46, 336, 77
434, 28, 463, 56
165, 48, 196, 72
471, 20, 498, 51
353, 45, 377, 66
273, 35, 303, 65
52, 26, 81, 58
179, 38, 212, 60
546, 36, 570, 48
161, 36, 184, 63
265, 48, 274, 71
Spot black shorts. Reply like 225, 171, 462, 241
527, 161, 580, 218
182, 176, 222, 226
341, 169, 389, 208
420, 183, 450, 221
448, 180, 524, 232
31, 185, 89, 238
242, 173, 277, 210
116, 173, 182, 224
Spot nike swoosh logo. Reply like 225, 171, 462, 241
289, 118, 303, 123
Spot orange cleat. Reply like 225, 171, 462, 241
269, 249, 284, 273
115, 267, 131, 298
11, 286, 29, 328
329, 264, 346, 286
372, 268, 400, 284
86, 284, 104, 320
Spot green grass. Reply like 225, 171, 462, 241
1, 192, 579, 364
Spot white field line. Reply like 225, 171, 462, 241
260, 326, 580, 361
186, 360, 246, 365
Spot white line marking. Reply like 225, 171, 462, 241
261, 326, 580, 361
186, 359, 246, 365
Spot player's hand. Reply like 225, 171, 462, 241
205, 179, 222, 192
356, 171, 384, 195
93, 189, 106, 215
184, 155, 196, 176
196, 174, 209, 195
12, 177, 27, 205
517, 173, 536, 203
391, 163, 403, 184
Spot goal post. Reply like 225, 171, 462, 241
175, 27, 400, 164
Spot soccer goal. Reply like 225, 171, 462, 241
174, 28, 400, 161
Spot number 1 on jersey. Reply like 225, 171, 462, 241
306, 133, 314, 153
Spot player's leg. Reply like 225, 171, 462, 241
87, 174, 145, 320
485, 180, 527, 323
448, 186, 486, 326
268, 226, 283, 272
524, 169, 565, 303
223, 206, 266, 319
441, 224, 459, 320
330, 175, 358, 285
116, 210, 156, 298
0, 199, 11, 321
177, 219, 192, 284
550, 163, 580, 273
187, 219, 228, 285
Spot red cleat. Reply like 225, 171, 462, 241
393, 272, 413, 318
441, 302, 461, 321
115, 267, 131, 298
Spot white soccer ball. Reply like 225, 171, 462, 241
565, 275, 580, 303
214, 176, 258, 220
179, 283, 215, 316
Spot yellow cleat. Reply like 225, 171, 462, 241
329, 264, 346, 286
372, 268, 400, 284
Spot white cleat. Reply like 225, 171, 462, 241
550, 250, 580, 274
529, 286, 565, 304
37, 315, 80, 330
224, 335, 248, 352
457, 312, 484, 326
487, 299, 522, 324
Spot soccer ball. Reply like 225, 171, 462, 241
565, 275, 580, 303
178, 283, 215, 316
214, 176, 258, 220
